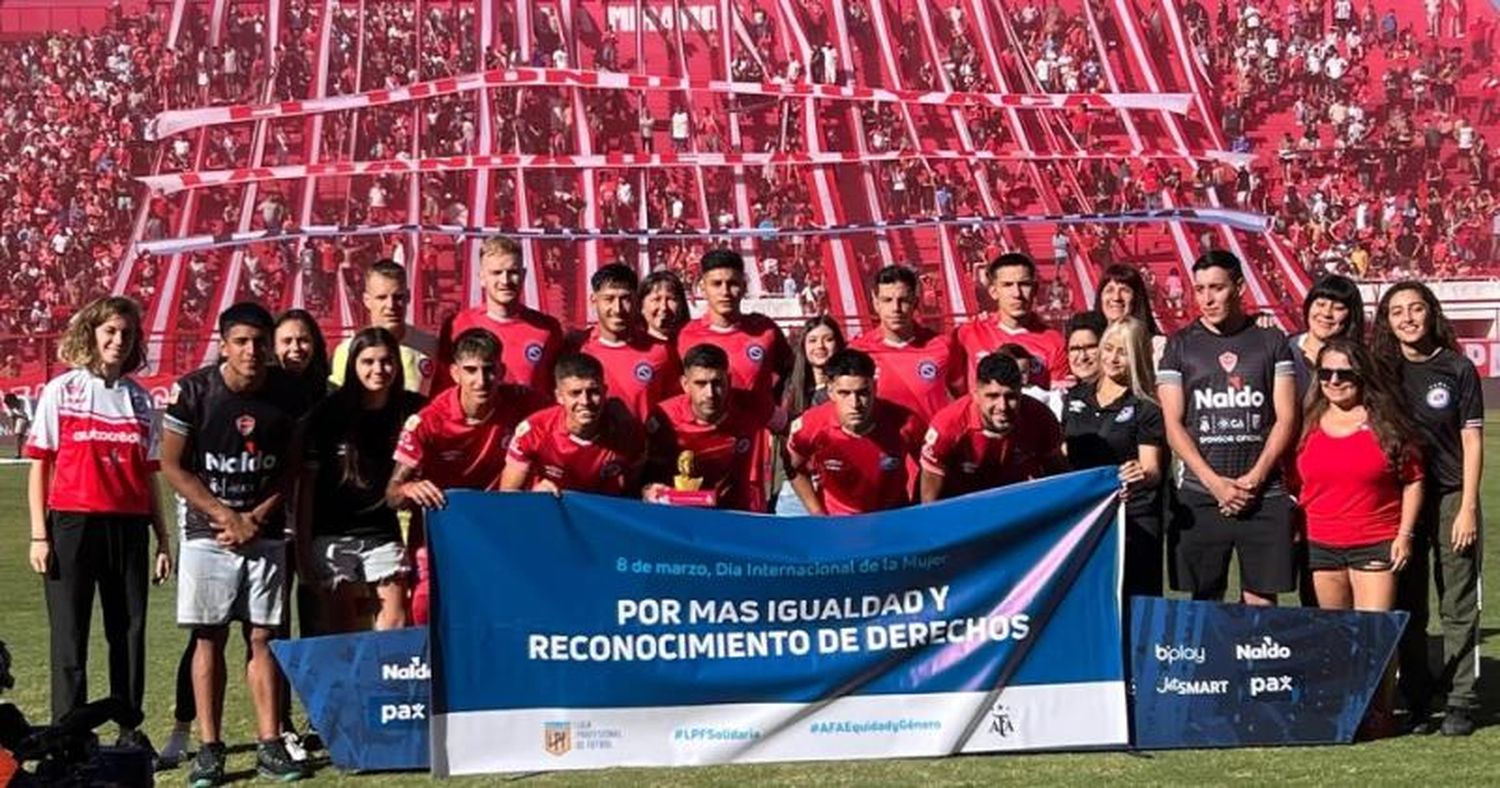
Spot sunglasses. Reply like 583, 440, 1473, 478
1317, 367, 1362, 384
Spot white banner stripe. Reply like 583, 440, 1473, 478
146, 67, 1193, 140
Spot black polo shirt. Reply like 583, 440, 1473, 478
1400, 348, 1484, 494
1063, 380, 1167, 524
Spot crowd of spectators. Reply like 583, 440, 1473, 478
2, 0, 1500, 364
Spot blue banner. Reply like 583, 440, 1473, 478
272, 628, 430, 772
1130, 598, 1407, 748
426, 468, 1126, 775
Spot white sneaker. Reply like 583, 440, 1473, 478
281, 730, 309, 763
156, 726, 191, 770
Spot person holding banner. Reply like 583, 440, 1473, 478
850, 265, 966, 424
642, 344, 778, 511
299, 327, 425, 633
955, 252, 1069, 391
1373, 282, 1485, 737
388, 328, 548, 625
919, 353, 1066, 503
785, 349, 925, 515
1158, 250, 1299, 606
157, 302, 309, 784
433, 236, 564, 397
329, 259, 440, 395
569, 264, 681, 421
500, 352, 647, 496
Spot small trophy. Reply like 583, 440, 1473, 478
659, 450, 718, 507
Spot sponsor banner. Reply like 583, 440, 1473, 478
272, 628, 431, 772
139, 148, 1252, 195
1130, 598, 1406, 749
1461, 340, 1500, 378
133, 207, 1272, 256
427, 469, 1126, 775
145, 66, 1193, 140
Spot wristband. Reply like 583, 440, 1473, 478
30, 537, 47, 542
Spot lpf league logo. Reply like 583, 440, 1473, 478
543, 721, 572, 756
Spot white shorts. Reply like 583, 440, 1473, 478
177, 537, 287, 628
312, 535, 408, 591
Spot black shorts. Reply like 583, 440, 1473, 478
1169, 490, 1295, 596
1308, 540, 1395, 572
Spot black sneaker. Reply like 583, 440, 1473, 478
299, 729, 323, 753
256, 737, 309, 782
187, 741, 227, 788
1441, 709, 1476, 737
1404, 706, 1438, 735
116, 728, 157, 758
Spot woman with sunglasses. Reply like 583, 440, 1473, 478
1372, 282, 1485, 737
1295, 339, 1423, 739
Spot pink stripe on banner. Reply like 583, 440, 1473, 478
145, 67, 1195, 140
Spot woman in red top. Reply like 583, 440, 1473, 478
1295, 338, 1423, 613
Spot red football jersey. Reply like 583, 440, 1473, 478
572, 327, 682, 421
434, 306, 564, 395
786, 399, 925, 515
674, 313, 791, 407
507, 403, 647, 495
393, 385, 547, 490
851, 326, 966, 424
953, 314, 1068, 390
25, 369, 158, 515
920, 394, 1063, 499
646, 391, 774, 512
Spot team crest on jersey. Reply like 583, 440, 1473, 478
917, 360, 939, 380
821, 458, 845, 472
879, 454, 900, 472
418, 357, 435, 379
235, 415, 256, 436
513, 419, 533, 439
525, 342, 545, 363
600, 462, 623, 479
1426, 385, 1452, 410
746, 345, 766, 363
734, 437, 752, 454
1068, 399, 1086, 413
923, 427, 939, 447
1116, 405, 1135, 423
1218, 352, 1238, 373
633, 362, 655, 382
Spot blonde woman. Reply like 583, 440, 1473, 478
1063, 316, 1166, 597
25, 296, 171, 745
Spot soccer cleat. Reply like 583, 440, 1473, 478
256, 737, 309, 782
187, 741, 227, 788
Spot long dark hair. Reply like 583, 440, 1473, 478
1095, 264, 1161, 337
274, 308, 331, 385
1301, 337, 1421, 474
333, 327, 407, 490
1301, 274, 1366, 342
1370, 281, 1460, 365
782, 315, 845, 417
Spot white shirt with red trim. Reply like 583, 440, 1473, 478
25, 368, 159, 515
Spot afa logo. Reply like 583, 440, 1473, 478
1426, 385, 1452, 410
634, 361, 655, 382
746, 345, 766, 363
525, 342, 545, 363
917, 360, 939, 381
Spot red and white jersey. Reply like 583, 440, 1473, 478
393, 385, 548, 490
507, 403, 647, 496
675, 313, 791, 409
571, 327, 682, 422
25, 368, 158, 515
851, 326, 966, 424
434, 306, 565, 395
786, 399, 925, 515
919, 394, 1062, 499
953, 314, 1069, 390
